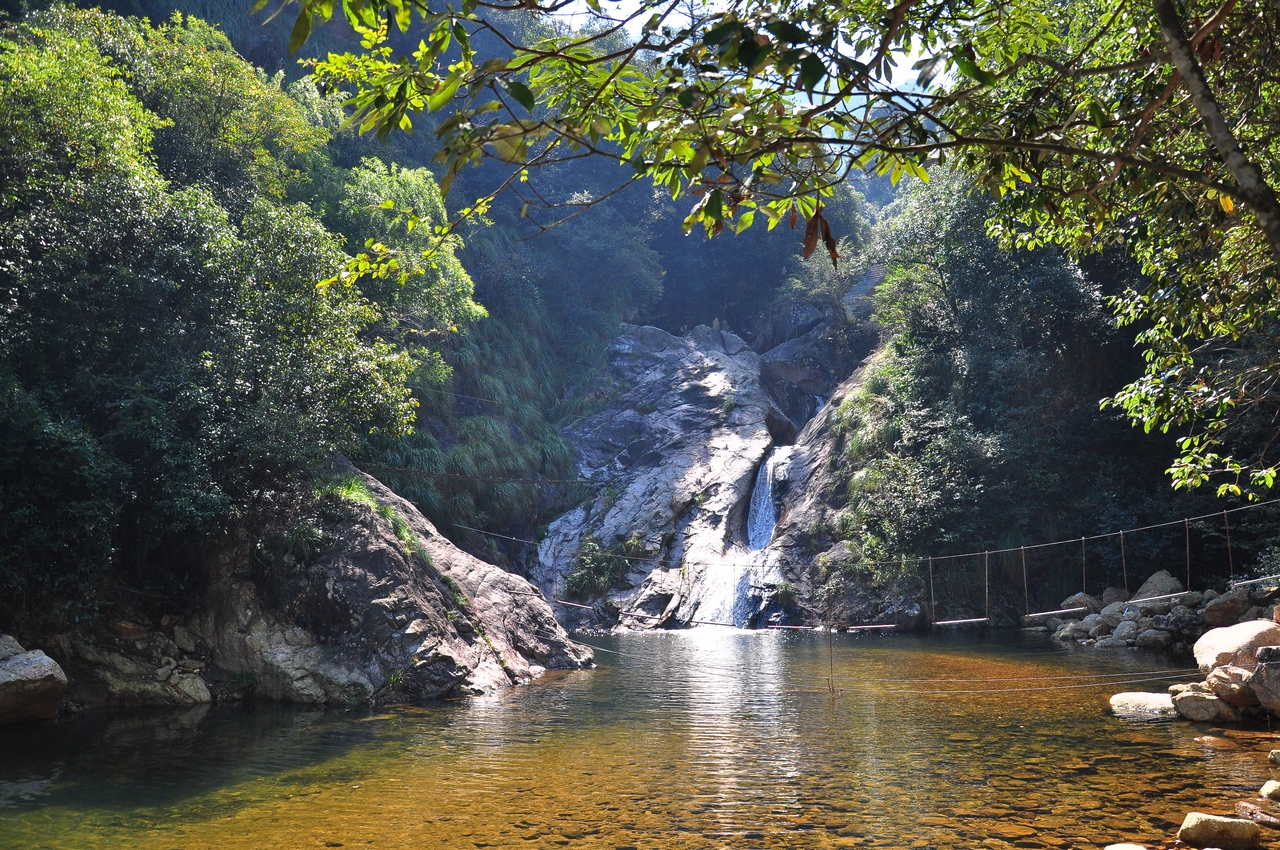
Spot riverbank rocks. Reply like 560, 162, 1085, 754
1132, 570, 1184, 601
1061, 592, 1103, 615
1172, 687, 1243, 723
1208, 664, 1262, 706
0, 636, 67, 724
1136, 628, 1174, 650
1176, 812, 1261, 849
1109, 691, 1176, 716
41, 459, 589, 710
193, 458, 591, 703
1203, 588, 1254, 628
1158, 620, 1280, 723
1102, 586, 1132, 606
1050, 573, 1280, 659
1194, 620, 1280, 672
52, 632, 213, 707
1246, 656, 1280, 715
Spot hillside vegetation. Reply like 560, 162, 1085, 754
2, 2, 1276, 636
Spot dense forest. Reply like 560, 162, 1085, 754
1, 0, 1277, 636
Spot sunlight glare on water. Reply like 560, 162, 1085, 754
0, 631, 1271, 849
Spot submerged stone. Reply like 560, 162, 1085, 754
1109, 692, 1175, 716
1176, 812, 1260, 849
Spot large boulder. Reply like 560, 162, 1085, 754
1131, 570, 1184, 601
1112, 620, 1141, 642
1176, 813, 1260, 849
1202, 588, 1253, 628
1135, 628, 1173, 650
759, 323, 852, 427
1101, 586, 1131, 606
52, 632, 212, 707
1249, 661, 1280, 715
1060, 592, 1103, 615
0, 635, 67, 724
1173, 689, 1243, 723
189, 459, 592, 703
1194, 620, 1280, 672
54, 459, 591, 708
1208, 664, 1261, 707
1054, 620, 1091, 641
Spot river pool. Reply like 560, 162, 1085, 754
0, 631, 1273, 849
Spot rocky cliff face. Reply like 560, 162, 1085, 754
747, 368, 928, 628
48, 459, 590, 710
533, 326, 784, 628
533, 323, 882, 630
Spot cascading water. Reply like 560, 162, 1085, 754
746, 450, 782, 550
696, 446, 792, 626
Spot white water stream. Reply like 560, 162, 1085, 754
696, 446, 792, 626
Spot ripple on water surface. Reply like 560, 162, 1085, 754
0, 631, 1268, 849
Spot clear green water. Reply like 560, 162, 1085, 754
0, 631, 1273, 850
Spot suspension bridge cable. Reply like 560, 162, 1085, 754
1225, 510, 1235, 581
365, 464, 595, 486
449, 500, 1280, 574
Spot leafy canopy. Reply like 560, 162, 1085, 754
283, 0, 1280, 498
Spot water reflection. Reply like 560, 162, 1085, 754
0, 631, 1269, 850
0, 702, 381, 810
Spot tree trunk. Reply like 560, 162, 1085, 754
1153, 0, 1280, 263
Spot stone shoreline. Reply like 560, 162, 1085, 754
1042, 569, 1279, 658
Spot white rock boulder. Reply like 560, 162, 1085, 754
1194, 620, 1280, 673
1172, 689, 1242, 723
1109, 692, 1176, 717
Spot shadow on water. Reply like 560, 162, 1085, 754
0, 702, 387, 811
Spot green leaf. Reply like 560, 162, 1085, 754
504, 80, 536, 112
765, 21, 809, 43
1087, 100, 1108, 129
953, 55, 996, 87
428, 75, 462, 112
703, 21, 741, 46
288, 10, 313, 55
799, 54, 825, 91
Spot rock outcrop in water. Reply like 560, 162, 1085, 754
47, 459, 590, 710
0, 635, 67, 725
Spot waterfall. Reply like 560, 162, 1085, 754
696, 446, 792, 626
746, 449, 780, 550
